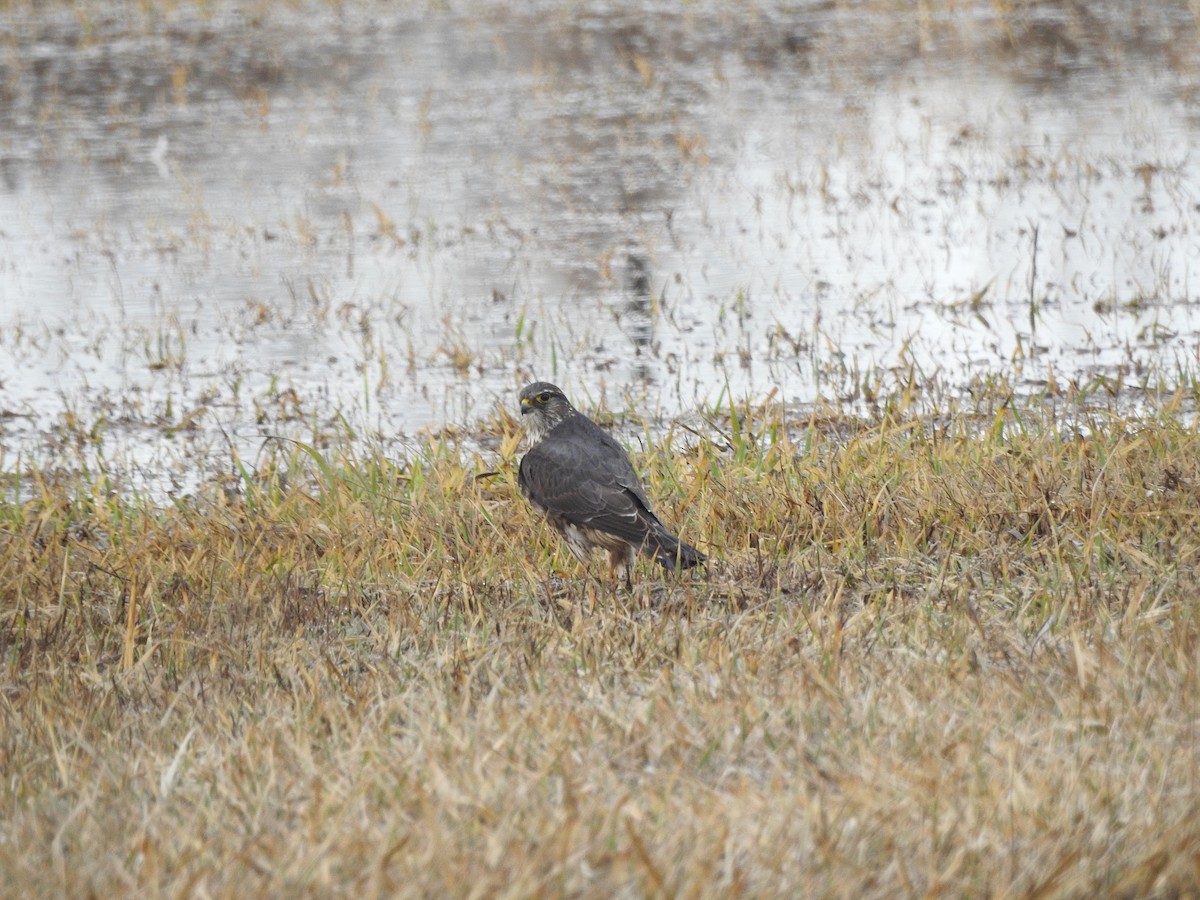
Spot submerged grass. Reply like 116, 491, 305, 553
2, 388, 1199, 896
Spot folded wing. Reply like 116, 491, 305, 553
518, 415, 663, 547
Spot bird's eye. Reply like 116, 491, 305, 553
538, 392, 550, 403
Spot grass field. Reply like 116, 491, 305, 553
3, 0, 1199, 893
2, 384, 1199, 897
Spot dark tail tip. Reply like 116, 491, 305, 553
653, 534, 706, 571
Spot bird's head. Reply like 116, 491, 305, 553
518, 382, 574, 442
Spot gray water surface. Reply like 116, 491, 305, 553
3, 1, 1199, 487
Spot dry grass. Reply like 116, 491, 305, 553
2, 389, 1200, 897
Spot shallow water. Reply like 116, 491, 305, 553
3, 1, 1200, 486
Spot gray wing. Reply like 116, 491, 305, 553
518, 415, 663, 545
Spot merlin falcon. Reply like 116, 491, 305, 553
517, 381, 705, 584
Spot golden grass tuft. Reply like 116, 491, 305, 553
2, 393, 1200, 896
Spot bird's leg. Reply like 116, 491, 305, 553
577, 556, 605, 614
608, 547, 634, 594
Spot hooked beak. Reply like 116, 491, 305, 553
520, 397, 533, 415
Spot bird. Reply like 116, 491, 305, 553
516, 381, 705, 586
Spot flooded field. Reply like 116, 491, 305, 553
2, 0, 1200, 488
7, 7, 1200, 892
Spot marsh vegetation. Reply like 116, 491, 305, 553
5, 391, 1200, 894
2, 0, 1200, 895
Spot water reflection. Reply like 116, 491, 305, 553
1, 1, 1199, 480
622, 251, 655, 384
